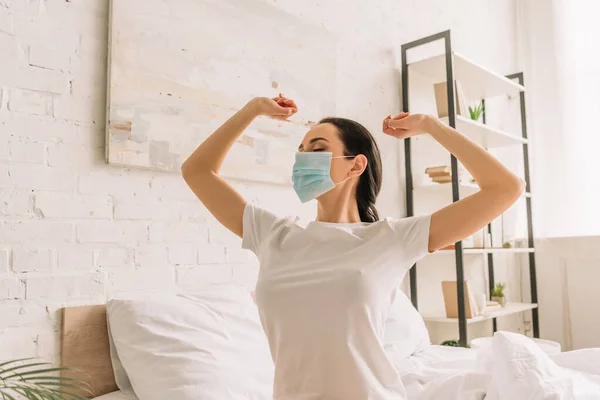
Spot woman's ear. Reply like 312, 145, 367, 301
350, 154, 368, 177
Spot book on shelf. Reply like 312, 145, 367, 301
425, 165, 450, 175
428, 171, 451, 178
441, 280, 478, 319
432, 175, 453, 183
434, 80, 468, 118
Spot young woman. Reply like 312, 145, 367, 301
181, 94, 524, 399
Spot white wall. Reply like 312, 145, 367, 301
512, 1, 600, 349
0, 0, 520, 361
517, 0, 600, 238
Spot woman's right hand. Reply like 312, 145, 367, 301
248, 94, 298, 120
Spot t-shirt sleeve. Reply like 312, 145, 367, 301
390, 214, 432, 268
241, 202, 284, 257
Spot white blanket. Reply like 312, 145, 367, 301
93, 332, 600, 400
400, 332, 600, 400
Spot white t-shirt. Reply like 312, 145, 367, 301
242, 203, 431, 400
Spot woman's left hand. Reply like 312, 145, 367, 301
382, 112, 433, 139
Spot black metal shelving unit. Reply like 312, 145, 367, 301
401, 30, 539, 347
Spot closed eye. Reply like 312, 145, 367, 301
313, 148, 326, 152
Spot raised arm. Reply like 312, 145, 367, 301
384, 112, 524, 252
181, 95, 297, 238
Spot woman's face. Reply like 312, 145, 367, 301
297, 123, 354, 183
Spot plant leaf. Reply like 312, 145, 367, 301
0, 363, 51, 378
4, 367, 71, 380
1, 361, 92, 400
23, 381, 91, 391
0, 359, 36, 369
1, 391, 18, 400
21, 376, 78, 382
3, 393, 17, 400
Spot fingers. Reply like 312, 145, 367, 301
386, 119, 406, 129
385, 112, 409, 128
382, 117, 394, 131
264, 93, 298, 120
391, 112, 409, 120
273, 94, 297, 110
274, 104, 297, 117
383, 112, 409, 130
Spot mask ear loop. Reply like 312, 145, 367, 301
331, 155, 358, 185
333, 176, 352, 185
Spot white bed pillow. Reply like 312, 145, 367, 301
106, 286, 274, 400
383, 289, 431, 359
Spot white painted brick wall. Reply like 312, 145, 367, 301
167, 244, 197, 265
0, 301, 49, 330
7, 137, 46, 164
7, 88, 53, 116
0, 0, 519, 363
197, 245, 227, 264
12, 247, 53, 272
77, 221, 148, 244
56, 245, 95, 270
35, 192, 113, 219
0, 221, 73, 243
0, 248, 10, 272
0, 190, 34, 217
94, 248, 134, 270
114, 197, 179, 221
9, 165, 75, 191
149, 222, 208, 243
29, 45, 70, 72
25, 272, 105, 300
0, 6, 13, 35
176, 264, 233, 286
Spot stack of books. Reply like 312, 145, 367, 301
425, 165, 452, 184
483, 301, 502, 313
442, 281, 504, 319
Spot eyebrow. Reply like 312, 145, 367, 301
298, 137, 330, 151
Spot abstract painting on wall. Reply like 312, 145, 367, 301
106, 0, 336, 185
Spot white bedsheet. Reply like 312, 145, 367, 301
395, 332, 600, 400
93, 333, 600, 400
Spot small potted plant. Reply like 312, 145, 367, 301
468, 102, 485, 122
440, 339, 461, 347
491, 283, 506, 307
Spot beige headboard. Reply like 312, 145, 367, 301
61, 305, 117, 398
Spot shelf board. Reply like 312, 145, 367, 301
439, 115, 526, 148
422, 302, 538, 324
414, 182, 531, 198
415, 182, 479, 198
408, 51, 525, 99
433, 248, 535, 255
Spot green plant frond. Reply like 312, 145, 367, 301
468, 103, 485, 121
491, 282, 505, 297
1, 391, 18, 400
18, 381, 91, 392
3, 384, 89, 400
18, 376, 78, 382
1, 359, 92, 400
40, 387, 90, 400
0, 363, 51, 378
0, 359, 37, 369
4, 367, 71, 380
21, 388, 44, 400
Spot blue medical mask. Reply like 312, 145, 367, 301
291, 152, 355, 203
